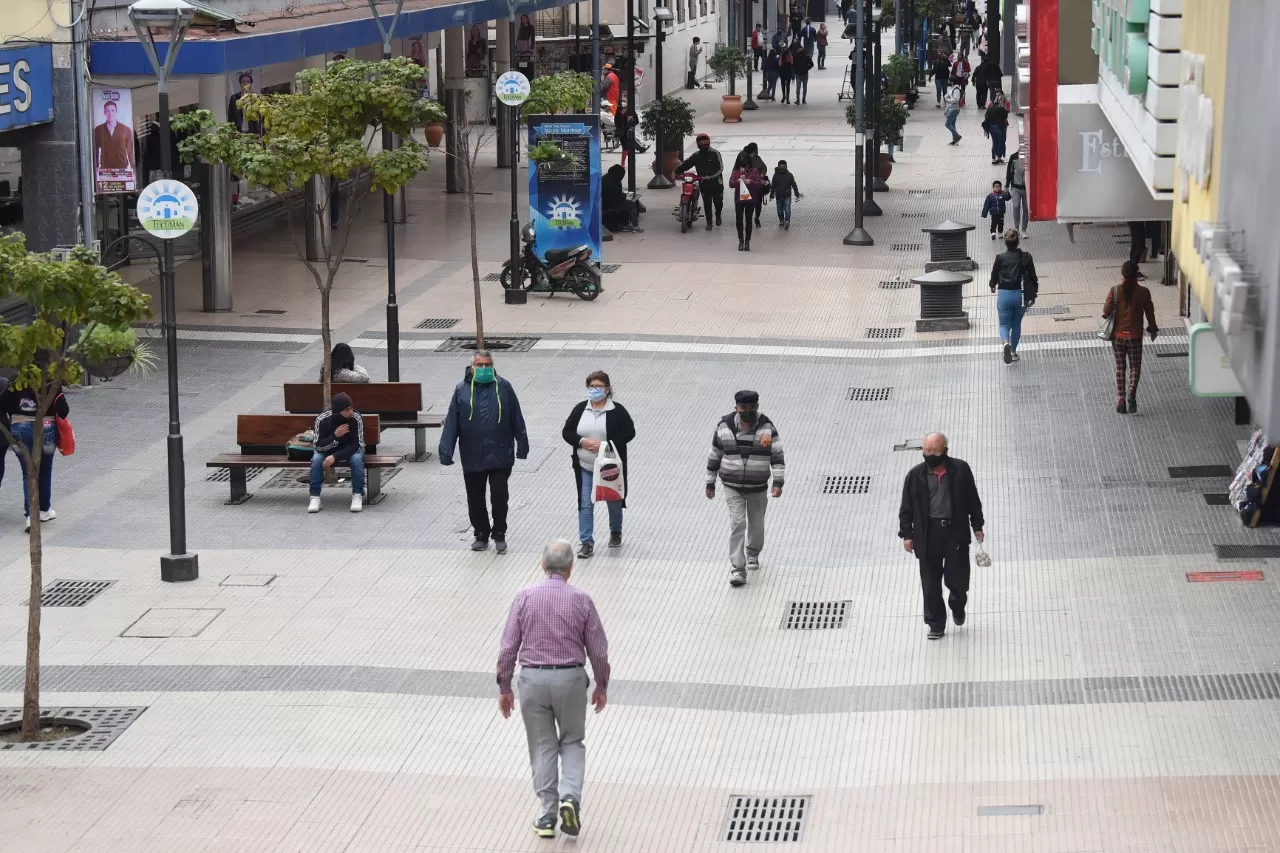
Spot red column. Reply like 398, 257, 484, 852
1028, 0, 1058, 220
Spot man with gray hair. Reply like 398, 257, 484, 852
898, 432, 984, 640
497, 539, 610, 839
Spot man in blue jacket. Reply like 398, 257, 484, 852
439, 350, 530, 553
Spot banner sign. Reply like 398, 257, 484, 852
91, 85, 136, 194
526, 114, 602, 263
0, 44, 55, 132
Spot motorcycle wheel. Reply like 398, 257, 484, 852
680, 201, 690, 233
499, 262, 534, 291
568, 268, 601, 301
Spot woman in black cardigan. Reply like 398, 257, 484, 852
561, 370, 636, 558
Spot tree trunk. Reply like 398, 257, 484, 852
320, 286, 333, 404
21, 444, 43, 740
467, 181, 486, 350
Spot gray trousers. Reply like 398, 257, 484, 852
725, 488, 768, 569
518, 666, 589, 820
1009, 187, 1029, 231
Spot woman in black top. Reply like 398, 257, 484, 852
561, 371, 635, 559
0, 379, 69, 530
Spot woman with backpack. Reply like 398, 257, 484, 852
0, 373, 69, 532
1102, 261, 1159, 414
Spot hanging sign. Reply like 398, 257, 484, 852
0, 44, 54, 132
136, 179, 199, 239
496, 71, 531, 106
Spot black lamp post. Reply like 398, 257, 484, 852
129, 0, 198, 582
508, 19, 522, 296
648, 4, 674, 189
843, 0, 872, 246
626, 0, 638, 195
862, 1, 882, 216
744, 0, 758, 110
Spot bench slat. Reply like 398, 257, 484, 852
237, 413, 381, 448
207, 453, 402, 468
284, 382, 424, 415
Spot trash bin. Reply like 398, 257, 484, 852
912, 269, 971, 332
922, 219, 977, 272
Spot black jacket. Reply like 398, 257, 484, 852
676, 148, 724, 185
898, 457, 984, 553
771, 169, 800, 198
989, 248, 1039, 303
314, 408, 364, 462
562, 399, 636, 509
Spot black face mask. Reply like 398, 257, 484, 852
739, 411, 759, 425
924, 453, 947, 469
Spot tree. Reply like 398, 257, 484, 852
172, 58, 444, 401
526, 71, 595, 114
0, 234, 151, 740
445, 93, 500, 350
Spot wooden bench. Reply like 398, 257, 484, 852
283, 382, 444, 462
206, 414, 400, 505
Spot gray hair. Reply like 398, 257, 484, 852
472, 349, 493, 363
542, 539, 575, 574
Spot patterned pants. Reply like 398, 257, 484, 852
1112, 338, 1143, 399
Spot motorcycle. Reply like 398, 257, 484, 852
600, 101, 621, 152
499, 222, 602, 301
674, 173, 703, 233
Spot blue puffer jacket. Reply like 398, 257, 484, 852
438, 366, 529, 472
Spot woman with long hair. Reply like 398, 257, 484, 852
1102, 260, 1159, 413
729, 152, 765, 251
323, 342, 370, 383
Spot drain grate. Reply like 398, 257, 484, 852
262, 467, 403, 489
207, 466, 264, 483
978, 804, 1044, 817
0, 707, 147, 751
1215, 545, 1280, 560
601, 263, 622, 273
724, 795, 809, 842
35, 580, 114, 608
1156, 350, 1190, 358
1169, 465, 1233, 478
482, 273, 503, 281
823, 475, 871, 495
782, 601, 849, 630
901, 212, 928, 218
1024, 305, 1069, 316
435, 336, 540, 353
866, 327, 904, 339
879, 279, 912, 289
1203, 493, 1231, 506
415, 318, 460, 330
848, 387, 892, 401
907, 189, 933, 195
253, 309, 287, 315
891, 243, 923, 251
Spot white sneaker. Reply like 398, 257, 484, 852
307, 496, 321, 513
39, 509, 56, 523
350, 494, 363, 513
23, 516, 30, 532
1011, 352, 1021, 362
1021, 231, 1029, 239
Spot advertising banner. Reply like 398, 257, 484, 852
527, 114, 602, 263
465, 23, 489, 78
0, 44, 55, 132
91, 85, 136, 195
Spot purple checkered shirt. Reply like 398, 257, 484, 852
496, 574, 610, 695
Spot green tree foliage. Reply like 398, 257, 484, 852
0, 233, 151, 740
526, 71, 595, 114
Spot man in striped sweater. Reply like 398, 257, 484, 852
705, 390, 785, 587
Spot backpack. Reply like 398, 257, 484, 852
287, 430, 316, 461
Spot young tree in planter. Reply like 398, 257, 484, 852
708, 45, 750, 106
640, 96, 696, 179
172, 58, 443, 401
0, 235, 151, 740
525, 71, 596, 114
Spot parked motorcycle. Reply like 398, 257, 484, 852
674, 173, 704, 233
499, 222, 602, 301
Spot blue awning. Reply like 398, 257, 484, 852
91, 0, 568, 77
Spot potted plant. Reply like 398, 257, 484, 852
884, 53, 917, 104
640, 96, 696, 180
75, 324, 157, 379
707, 45, 750, 122
423, 102, 445, 147
876, 95, 909, 182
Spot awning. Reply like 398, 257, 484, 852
91, 0, 574, 78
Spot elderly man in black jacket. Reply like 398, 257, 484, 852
899, 432, 984, 640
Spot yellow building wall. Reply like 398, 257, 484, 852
1172, 0, 1231, 319
3, 0, 65, 42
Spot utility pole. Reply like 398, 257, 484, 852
72, 0, 95, 247
864, 7, 882, 216
843, 0, 872, 246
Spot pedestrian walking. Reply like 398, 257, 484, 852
497, 539, 610, 840
817, 23, 829, 69
789, 4, 803, 39
675, 132, 725, 228
988, 228, 1039, 364
772, 22, 786, 52
1005, 149, 1029, 238
307, 392, 367, 514
771, 159, 803, 228
0, 375, 9, 491
981, 180, 1010, 239
687, 37, 703, 89
562, 371, 635, 558
729, 154, 766, 251
972, 57, 1001, 109
951, 54, 972, 107
751, 23, 763, 70
793, 46, 813, 104
439, 350, 530, 553
0, 374, 67, 532
933, 55, 950, 107
898, 432, 985, 640
323, 342, 370, 383
944, 83, 962, 144
763, 48, 781, 99
800, 18, 818, 57
1102, 261, 1159, 414
741, 142, 770, 226
778, 47, 795, 103
982, 93, 1009, 163
959, 21, 973, 55
705, 390, 785, 587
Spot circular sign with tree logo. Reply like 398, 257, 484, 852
495, 70, 531, 106
136, 179, 200, 239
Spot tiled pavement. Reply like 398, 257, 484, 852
3, 41, 1280, 853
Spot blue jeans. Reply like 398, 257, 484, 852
944, 108, 960, 141
775, 195, 792, 223
996, 288, 1025, 351
309, 450, 365, 497
990, 123, 1007, 159
794, 72, 808, 101
578, 467, 622, 545
11, 420, 54, 516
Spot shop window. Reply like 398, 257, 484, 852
699, 0, 707, 16
676, 0, 684, 23
688, 0, 696, 22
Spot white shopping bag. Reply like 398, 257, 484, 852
738, 181, 752, 202
974, 540, 992, 567
592, 441, 626, 502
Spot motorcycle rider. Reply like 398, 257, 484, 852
675, 132, 725, 231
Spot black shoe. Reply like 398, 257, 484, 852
952, 611, 966, 627
559, 797, 581, 837
744, 241, 751, 251
706, 219, 713, 230
716, 216, 722, 226
577, 541, 594, 559
1116, 399, 1128, 414
533, 817, 556, 838
737, 239, 745, 251
470, 537, 489, 551
1128, 395, 1137, 414
754, 219, 762, 227
608, 531, 622, 548
1002, 342, 1012, 364
494, 537, 508, 554
927, 627, 945, 640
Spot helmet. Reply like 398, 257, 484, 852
695, 132, 711, 147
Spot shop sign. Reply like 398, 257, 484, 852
1189, 322, 1243, 397
0, 44, 55, 132
1057, 98, 1170, 220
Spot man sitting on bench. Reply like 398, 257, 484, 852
309, 392, 366, 514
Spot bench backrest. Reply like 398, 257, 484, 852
283, 382, 423, 419
236, 413, 381, 455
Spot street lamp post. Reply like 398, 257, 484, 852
648, 5, 674, 190
843, 0, 872, 246
129, 0, 198, 582
508, 19, 521, 290
625, 0, 638, 195
743, 0, 758, 111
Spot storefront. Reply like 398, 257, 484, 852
0, 42, 60, 249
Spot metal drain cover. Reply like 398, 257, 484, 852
415, 318, 460, 329
782, 601, 849, 630
823, 475, 870, 495
724, 795, 809, 842
879, 280, 912, 289
866, 327, 904, 339
435, 336, 540, 353
207, 466, 264, 483
848, 387, 891, 401
0, 706, 147, 751
1169, 465, 1233, 478
1024, 305, 1069, 315
891, 243, 923, 251
978, 804, 1044, 817
35, 580, 114, 608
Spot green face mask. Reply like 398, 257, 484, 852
472, 366, 495, 384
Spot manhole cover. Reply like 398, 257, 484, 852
822, 475, 870, 495
1024, 305, 1069, 315
253, 309, 287, 315
35, 580, 114, 608
879, 280, 912, 289
1203, 493, 1231, 506
434, 336, 540, 353
866, 327, 904, 339
782, 601, 849, 630
724, 795, 809, 842
0, 707, 147, 751
220, 574, 277, 586
891, 243, 923, 251
1156, 351, 1190, 358
207, 466, 264, 483
121, 608, 223, 638
1169, 465, 1233, 478
848, 387, 892, 401
415, 318, 460, 330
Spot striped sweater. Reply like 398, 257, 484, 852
706, 413, 785, 494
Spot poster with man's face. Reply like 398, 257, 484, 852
91, 85, 135, 194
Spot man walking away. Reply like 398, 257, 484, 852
793, 47, 814, 104
439, 350, 530, 553
1006, 149, 1029, 238
800, 18, 818, 57
675, 132, 725, 229
944, 83, 962, 145
498, 539, 610, 839
687, 37, 703, 89
751, 24, 764, 70
980, 180, 1010, 240
989, 229, 1039, 364
308, 392, 366, 514
706, 391, 785, 587
933, 55, 951, 107
898, 433, 984, 640
763, 48, 781, 99
771, 159, 803, 228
